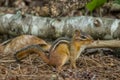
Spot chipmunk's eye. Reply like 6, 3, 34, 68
39, 44, 47, 47
81, 35, 86, 39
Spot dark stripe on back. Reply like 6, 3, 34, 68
49, 37, 70, 52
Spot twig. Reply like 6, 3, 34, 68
0, 60, 16, 63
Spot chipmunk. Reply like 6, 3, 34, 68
14, 37, 70, 71
14, 30, 93, 71
70, 29, 93, 68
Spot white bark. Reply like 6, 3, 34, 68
0, 13, 120, 39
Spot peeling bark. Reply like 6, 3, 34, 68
0, 13, 120, 40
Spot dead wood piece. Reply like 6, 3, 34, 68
86, 40, 120, 48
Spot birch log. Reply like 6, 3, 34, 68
0, 12, 120, 40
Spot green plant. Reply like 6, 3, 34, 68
114, 0, 120, 4
86, 0, 107, 12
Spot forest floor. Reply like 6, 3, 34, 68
0, 0, 120, 80
0, 50, 120, 80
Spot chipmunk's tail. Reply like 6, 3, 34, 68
14, 44, 49, 63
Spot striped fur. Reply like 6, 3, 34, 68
49, 37, 71, 52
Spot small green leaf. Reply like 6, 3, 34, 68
114, 0, 120, 5
86, 0, 107, 12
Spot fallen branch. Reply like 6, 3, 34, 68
86, 40, 120, 48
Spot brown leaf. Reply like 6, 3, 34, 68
3, 35, 51, 54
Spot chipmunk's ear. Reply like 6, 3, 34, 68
74, 29, 81, 36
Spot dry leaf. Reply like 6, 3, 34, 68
3, 35, 51, 55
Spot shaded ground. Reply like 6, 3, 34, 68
0, 0, 119, 18
0, 51, 120, 80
